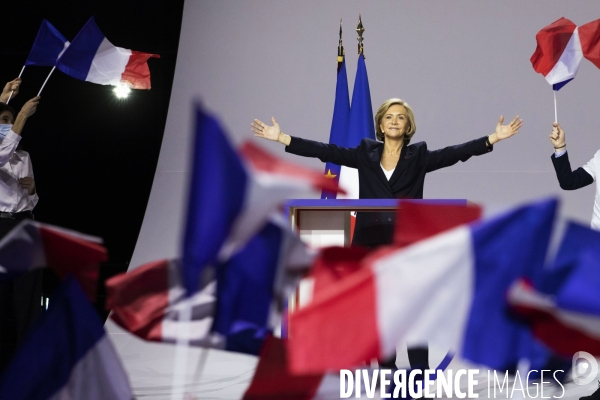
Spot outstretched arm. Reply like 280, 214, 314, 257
12, 96, 40, 135
549, 123, 594, 190
251, 117, 358, 167
426, 115, 522, 172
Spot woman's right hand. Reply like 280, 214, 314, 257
12, 96, 41, 135
549, 122, 566, 149
252, 117, 281, 142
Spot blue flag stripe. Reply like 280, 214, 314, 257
25, 20, 68, 67
0, 278, 104, 399
464, 198, 557, 370
213, 221, 283, 354
56, 17, 105, 81
181, 106, 248, 295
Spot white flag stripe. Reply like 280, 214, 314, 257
373, 226, 474, 357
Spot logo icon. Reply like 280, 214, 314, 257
572, 351, 599, 385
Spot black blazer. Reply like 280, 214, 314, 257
551, 151, 594, 190
286, 136, 492, 246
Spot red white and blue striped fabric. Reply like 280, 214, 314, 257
287, 198, 556, 374
107, 216, 315, 353
0, 220, 107, 300
56, 17, 159, 90
508, 279, 600, 357
181, 107, 342, 295
530, 17, 583, 91
0, 278, 132, 400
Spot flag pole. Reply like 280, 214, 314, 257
6, 66, 25, 104
37, 66, 56, 96
170, 303, 193, 400
554, 91, 557, 123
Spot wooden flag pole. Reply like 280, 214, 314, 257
6, 66, 25, 104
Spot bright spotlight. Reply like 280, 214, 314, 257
113, 85, 131, 99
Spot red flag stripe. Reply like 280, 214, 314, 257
240, 141, 344, 194
106, 259, 170, 336
288, 267, 379, 374
121, 51, 160, 90
39, 226, 107, 300
579, 18, 600, 69
530, 17, 577, 76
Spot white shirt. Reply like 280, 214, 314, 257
381, 164, 394, 180
0, 131, 39, 212
556, 148, 600, 230
0, 130, 20, 167
582, 150, 600, 230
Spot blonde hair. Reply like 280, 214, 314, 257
374, 98, 416, 144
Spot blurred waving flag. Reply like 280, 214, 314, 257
510, 222, 600, 357
243, 336, 339, 400
530, 17, 583, 91
56, 17, 159, 89
321, 27, 350, 199
107, 216, 315, 355
338, 52, 375, 199
182, 106, 341, 295
287, 198, 557, 374
0, 278, 132, 400
0, 220, 107, 300
25, 20, 70, 67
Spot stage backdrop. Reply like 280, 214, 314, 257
130, 1, 600, 270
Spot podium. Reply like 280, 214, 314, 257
286, 199, 468, 248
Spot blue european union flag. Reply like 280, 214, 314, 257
321, 58, 350, 199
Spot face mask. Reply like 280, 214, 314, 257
0, 124, 12, 142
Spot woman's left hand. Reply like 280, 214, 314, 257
490, 115, 522, 144
19, 177, 35, 195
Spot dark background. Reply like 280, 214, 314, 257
3, 1, 185, 311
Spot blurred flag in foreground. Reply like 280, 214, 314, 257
287, 198, 557, 373
530, 17, 583, 91
56, 17, 159, 89
0, 220, 107, 300
181, 106, 342, 295
509, 222, 600, 357
107, 216, 314, 355
0, 278, 132, 400
243, 336, 339, 400
24, 20, 70, 67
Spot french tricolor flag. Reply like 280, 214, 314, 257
0, 278, 133, 400
56, 17, 159, 90
530, 17, 583, 91
0, 220, 107, 300
509, 221, 600, 357
181, 106, 342, 294
107, 216, 315, 354
287, 198, 557, 374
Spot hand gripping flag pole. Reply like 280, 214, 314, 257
6, 67, 24, 104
